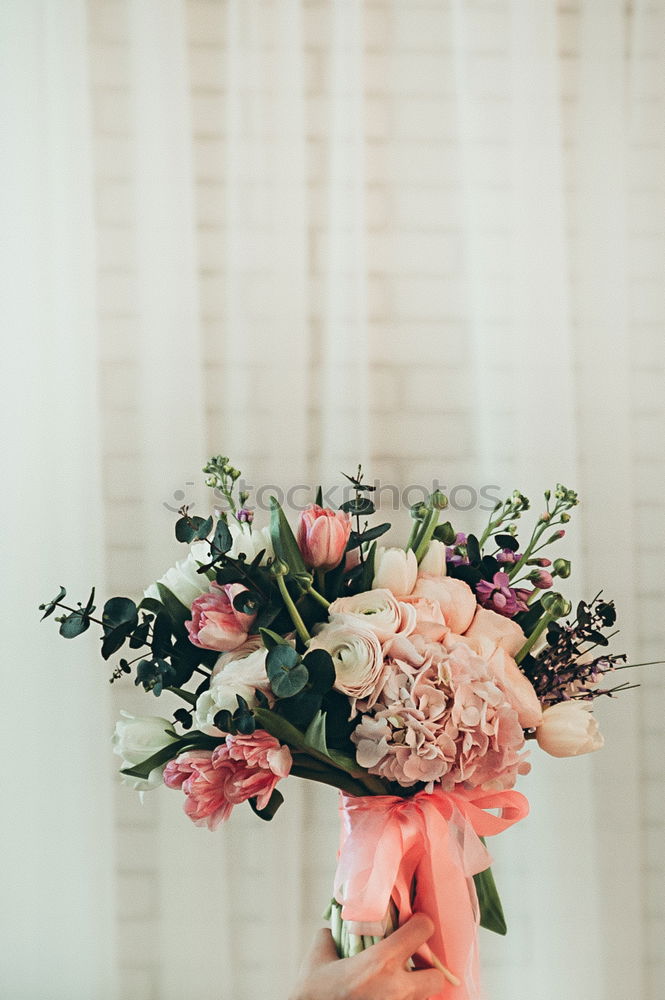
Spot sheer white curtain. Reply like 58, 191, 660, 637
5, 1, 665, 999
0, 2, 116, 998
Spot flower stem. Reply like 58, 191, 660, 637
275, 574, 311, 644
307, 585, 330, 609
515, 611, 555, 664
413, 508, 440, 563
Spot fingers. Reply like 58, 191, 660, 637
298, 928, 339, 978
407, 967, 447, 1000
372, 913, 435, 964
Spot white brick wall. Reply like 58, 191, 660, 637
89, 1, 665, 996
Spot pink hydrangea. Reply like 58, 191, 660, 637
352, 641, 530, 792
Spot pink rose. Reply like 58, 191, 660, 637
463, 607, 525, 657
214, 731, 292, 810
186, 582, 257, 652
399, 595, 448, 643
163, 751, 234, 830
297, 504, 352, 570
412, 574, 476, 634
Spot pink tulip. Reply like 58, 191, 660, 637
163, 751, 235, 830
186, 582, 257, 652
214, 732, 292, 810
297, 504, 351, 571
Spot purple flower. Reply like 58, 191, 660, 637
236, 508, 254, 524
496, 549, 523, 565
446, 532, 470, 567
475, 571, 531, 618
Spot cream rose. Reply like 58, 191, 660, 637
308, 622, 386, 708
536, 702, 604, 758
328, 588, 416, 641
194, 646, 273, 734
227, 523, 273, 564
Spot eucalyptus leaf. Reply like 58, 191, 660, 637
304, 648, 335, 694
40, 586, 67, 620
213, 517, 232, 555
266, 644, 308, 698
103, 596, 138, 630
59, 610, 90, 638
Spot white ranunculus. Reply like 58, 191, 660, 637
227, 523, 273, 564
328, 588, 416, 641
112, 711, 180, 791
194, 646, 273, 734
418, 539, 448, 577
372, 547, 418, 596
308, 623, 386, 707
143, 539, 212, 608
536, 701, 604, 758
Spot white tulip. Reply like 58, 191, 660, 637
227, 523, 274, 564
373, 547, 418, 595
536, 701, 604, 758
417, 540, 448, 577
112, 711, 179, 791
143, 539, 212, 607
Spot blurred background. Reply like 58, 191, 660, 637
1, 1, 664, 998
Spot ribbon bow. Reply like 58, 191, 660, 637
334, 785, 529, 1000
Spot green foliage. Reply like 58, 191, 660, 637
269, 497, 308, 577
249, 789, 284, 822
266, 644, 309, 698
474, 863, 507, 936
39, 586, 66, 620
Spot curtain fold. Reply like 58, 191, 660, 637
0, 2, 116, 997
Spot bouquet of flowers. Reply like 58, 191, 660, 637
41, 456, 640, 999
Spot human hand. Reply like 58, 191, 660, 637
289, 912, 446, 1000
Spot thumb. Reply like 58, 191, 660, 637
299, 928, 339, 978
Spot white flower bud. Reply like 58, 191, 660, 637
536, 702, 604, 758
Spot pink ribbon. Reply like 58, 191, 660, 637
334, 786, 529, 1000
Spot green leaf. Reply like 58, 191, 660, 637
176, 515, 209, 544
304, 711, 329, 755
248, 788, 284, 821
260, 627, 290, 651
466, 533, 481, 565
340, 497, 375, 517
269, 497, 308, 576
120, 741, 183, 780
40, 586, 67, 620
315, 485, 323, 506
59, 610, 90, 638
304, 648, 335, 695
166, 687, 197, 706
196, 515, 214, 540
213, 517, 232, 555
266, 644, 309, 698
474, 863, 507, 936
103, 596, 138, 630
494, 533, 519, 552
139, 596, 165, 616
156, 583, 192, 630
